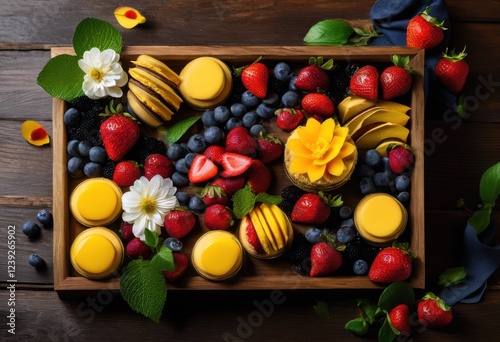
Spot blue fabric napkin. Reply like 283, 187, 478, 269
369, 0, 457, 113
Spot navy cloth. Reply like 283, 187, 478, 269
369, 0, 457, 113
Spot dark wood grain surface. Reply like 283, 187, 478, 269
1, 0, 499, 340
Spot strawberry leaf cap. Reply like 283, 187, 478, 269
391, 55, 415, 74
420, 6, 448, 29
233, 56, 263, 77
442, 46, 468, 62
422, 292, 452, 311
308, 56, 336, 71
201, 185, 226, 198
318, 191, 344, 207
392, 241, 416, 259
99, 99, 136, 120
259, 131, 282, 145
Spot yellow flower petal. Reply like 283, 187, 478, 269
307, 163, 326, 182
327, 158, 346, 176
114, 7, 146, 29
297, 118, 321, 144
334, 126, 349, 140
287, 138, 312, 158
337, 142, 356, 159
318, 118, 335, 143
289, 156, 311, 174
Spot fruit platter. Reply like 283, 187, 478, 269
52, 45, 425, 293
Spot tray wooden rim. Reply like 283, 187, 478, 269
53, 45, 425, 292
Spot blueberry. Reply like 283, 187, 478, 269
242, 112, 259, 128
340, 218, 354, 229
180, 143, 190, 155
175, 191, 190, 205
22, 221, 41, 239
184, 152, 198, 169
28, 254, 45, 270
171, 171, 189, 187
381, 157, 393, 174
395, 175, 411, 191
397, 191, 410, 203
353, 259, 369, 276
281, 90, 300, 108
249, 124, 266, 137
357, 164, 376, 178
63, 108, 81, 127
84, 162, 103, 178
167, 143, 187, 161
37, 209, 53, 228
188, 196, 206, 213
359, 177, 376, 195
77, 140, 93, 157
336, 226, 356, 244
241, 90, 261, 108
373, 172, 393, 188
187, 134, 208, 153
163, 237, 183, 252
230, 103, 247, 118
256, 103, 276, 120
214, 106, 231, 125
305, 227, 326, 244
225, 117, 243, 132
274, 62, 292, 82
201, 110, 218, 127
175, 158, 189, 174
338, 206, 352, 219
67, 140, 81, 157
67, 156, 84, 178
364, 149, 382, 168
262, 92, 280, 106
203, 126, 224, 145
89, 146, 107, 164
288, 76, 299, 91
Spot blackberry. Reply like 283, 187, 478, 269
344, 242, 361, 262
269, 77, 287, 97
67, 126, 84, 141
345, 62, 360, 77
70, 96, 97, 112
227, 75, 246, 105
102, 159, 116, 179
284, 234, 312, 263
293, 258, 311, 276
277, 199, 295, 217
280, 185, 306, 203
138, 136, 167, 164
360, 245, 381, 264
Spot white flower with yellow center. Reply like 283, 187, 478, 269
121, 175, 178, 241
78, 47, 128, 100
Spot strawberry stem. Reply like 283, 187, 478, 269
391, 55, 415, 74
421, 6, 448, 29
442, 46, 467, 62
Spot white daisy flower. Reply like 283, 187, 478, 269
121, 175, 178, 241
78, 47, 128, 100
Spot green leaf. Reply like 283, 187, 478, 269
232, 185, 257, 219
120, 259, 167, 323
255, 192, 282, 205
73, 18, 122, 56
150, 246, 175, 272
37, 54, 84, 101
378, 282, 415, 311
313, 301, 331, 320
165, 116, 201, 145
357, 298, 377, 324
345, 317, 369, 335
304, 19, 354, 46
438, 266, 467, 287
378, 318, 397, 342
479, 162, 500, 204
144, 229, 159, 250
468, 209, 491, 234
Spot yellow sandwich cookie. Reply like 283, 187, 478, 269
131, 55, 181, 89
127, 90, 164, 127
128, 80, 174, 122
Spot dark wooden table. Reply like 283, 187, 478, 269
1, 0, 499, 340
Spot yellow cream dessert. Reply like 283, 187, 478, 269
354, 193, 407, 246
191, 230, 243, 281
179, 57, 233, 110
70, 227, 124, 279
70, 178, 122, 227
284, 117, 357, 192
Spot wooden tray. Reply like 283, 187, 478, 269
53, 46, 425, 293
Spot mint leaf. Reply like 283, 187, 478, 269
73, 18, 122, 56
120, 259, 167, 323
345, 317, 369, 335
304, 19, 354, 46
378, 282, 415, 311
144, 229, 159, 249
37, 54, 84, 101
165, 116, 201, 145
439, 266, 467, 287
232, 185, 257, 219
479, 162, 500, 204
357, 298, 377, 324
468, 209, 491, 234
151, 246, 175, 272
255, 192, 282, 205
313, 301, 331, 320
378, 318, 396, 342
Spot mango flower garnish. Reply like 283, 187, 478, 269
287, 118, 356, 182
114, 7, 146, 29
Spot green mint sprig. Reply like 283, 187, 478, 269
303, 19, 378, 46
232, 184, 282, 219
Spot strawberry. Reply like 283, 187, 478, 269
417, 293, 453, 328
220, 152, 252, 177
201, 185, 228, 206
204, 145, 226, 165
113, 160, 141, 186
204, 204, 234, 230
380, 55, 414, 100
236, 60, 269, 98
188, 154, 218, 183
388, 144, 415, 175
310, 242, 343, 276
100, 114, 140, 161
119, 221, 134, 241
125, 237, 153, 259
244, 217, 263, 253
257, 132, 283, 164
389, 304, 412, 336
245, 159, 272, 194
350, 65, 379, 100
406, 6, 447, 50
143, 153, 174, 180
435, 47, 469, 94
162, 252, 189, 282
368, 242, 414, 283
163, 208, 197, 239
301, 93, 335, 117
291, 192, 339, 225
225, 126, 258, 157
295, 57, 334, 92
211, 176, 246, 196
275, 108, 305, 131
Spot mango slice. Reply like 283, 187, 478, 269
114, 7, 146, 29
21, 120, 50, 146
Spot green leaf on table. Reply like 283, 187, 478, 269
165, 116, 201, 145
304, 19, 354, 46
438, 266, 467, 287
357, 298, 377, 324
232, 185, 257, 219
468, 209, 492, 234
345, 317, 369, 335
479, 162, 500, 204
255, 192, 282, 205
150, 245, 175, 272
378, 318, 397, 342
120, 259, 167, 323
37, 54, 84, 101
73, 18, 123, 56
378, 282, 415, 311
144, 229, 159, 249
313, 300, 331, 320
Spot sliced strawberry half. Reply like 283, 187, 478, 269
245, 217, 263, 253
204, 145, 226, 165
188, 154, 218, 183
220, 152, 252, 177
